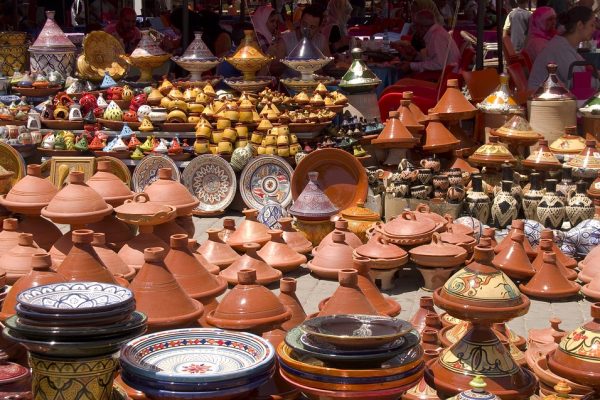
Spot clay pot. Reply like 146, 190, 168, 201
353, 234, 408, 270
129, 247, 204, 331
422, 115, 460, 154
580, 245, 600, 283
144, 168, 199, 216
317, 269, 379, 316
206, 268, 291, 330
226, 209, 270, 251
86, 160, 133, 206
220, 243, 282, 285
0, 164, 56, 215
289, 172, 339, 220
56, 229, 121, 285
403, 91, 427, 123
91, 233, 136, 281
41, 171, 113, 225
293, 218, 334, 247
278, 277, 306, 331
422, 328, 441, 351
410, 296, 437, 334
307, 231, 355, 279
0, 253, 66, 321
439, 225, 477, 255
0, 218, 28, 254
537, 179, 565, 229
414, 204, 448, 230
117, 225, 170, 271
316, 219, 363, 250
371, 111, 418, 149
279, 217, 313, 255
538, 229, 577, 269
87, 214, 135, 251
534, 239, 577, 280
197, 228, 240, 268
153, 219, 188, 244
340, 202, 382, 242
494, 220, 536, 260
218, 218, 236, 242
520, 252, 580, 299
397, 99, 425, 135
376, 210, 437, 246
175, 215, 195, 238
492, 232, 536, 280
18, 215, 62, 251
528, 318, 565, 345
410, 232, 468, 268
429, 79, 477, 119
257, 230, 306, 273
0, 233, 48, 284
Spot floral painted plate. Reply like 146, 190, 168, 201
132, 154, 180, 193
240, 155, 294, 210
181, 155, 236, 214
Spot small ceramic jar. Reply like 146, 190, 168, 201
149, 107, 168, 122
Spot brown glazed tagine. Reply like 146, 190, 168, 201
0, 233, 48, 284
197, 228, 240, 269
494, 220, 536, 260
316, 219, 363, 250
424, 237, 537, 399
492, 232, 536, 281
144, 168, 199, 216
371, 111, 419, 149
397, 99, 425, 136
534, 239, 577, 280
374, 210, 437, 246
340, 202, 381, 243
539, 229, 577, 269
86, 160, 134, 206
353, 234, 408, 270
429, 79, 477, 120
257, 230, 307, 273
402, 91, 427, 123
307, 231, 355, 279
520, 252, 580, 299
278, 217, 313, 255
422, 114, 461, 154
413, 203, 448, 231
317, 268, 379, 317
91, 233, 136, 281
219, 243, 282, 285
129, 247, 204, 331
226, 208, 271, 251
278, 277, 307, 331
410, 296, 438, 334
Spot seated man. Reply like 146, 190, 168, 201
267, 4, 331, 77
394, 10, 460, 75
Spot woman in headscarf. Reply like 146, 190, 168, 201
322, 0, 352, 54
252, 5, 280, 52
523, 6, 557, 62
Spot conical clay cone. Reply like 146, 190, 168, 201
153, 220, 188, 244
257, 230, 306, 273
278, 277, 307, 331
403, 91, 427, 123
318, 269, 379, 316
317, 219, 363, 250
118, 225, 169, 271
423, 115, 460, 153
533, 239, 577, 280
410, 296, 437, 334
539, 229, 577, 269
188, 239, 220, 275
87, 214, 135, 251
279, 217, 312, 254
220, 243, 282, 285
0, 233, 47, 284
19, 215, 62, 252
164, 234, 227, 300
397, 99, 424, 134
494, 220, 536, 260
429, 79, 476, 116
0, 218, 28, 254
492, 232, 535, 280
198, 228, 240, 268
129, 247, 204, 331
520, 252, 580, 299
91, 233, 136, 281
227, 209, 270, 251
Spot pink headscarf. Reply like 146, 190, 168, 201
252, 5, 277, 49
529, 6, 557, 41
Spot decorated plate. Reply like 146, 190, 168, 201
132, 154, 180, 192
95, 156, 131, 186
16, 282, 134, 314
240, 155, 294, 210
0, 141, 25, 186
181, 155, 236, 214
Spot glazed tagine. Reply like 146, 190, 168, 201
225, 30, 273, 81
121, 30, 171, 82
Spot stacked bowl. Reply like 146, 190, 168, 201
119, 328, 277, 400
279, 314, 424, 399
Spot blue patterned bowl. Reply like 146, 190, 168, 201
119, 328, 275, 383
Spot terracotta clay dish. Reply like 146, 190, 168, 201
292, 148, 368, 211
409, 232, 467, 268
353, 235, 408, 270
375, 211, 438, 246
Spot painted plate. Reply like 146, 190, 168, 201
95, 156, 131, 186
182, 155, 236, 214
0, 141, 25, 186
16, 282, 134, 314
132, 154, 180, 193
240, 156, 294, 210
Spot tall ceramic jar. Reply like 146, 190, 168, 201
566, 181, 595, 227
491, 180, 518, 229
522, 172, 544, 221
465, 174, 490, 224
537, 179, 565, 229
28, 11, 76, 76
556, 167, 576, 204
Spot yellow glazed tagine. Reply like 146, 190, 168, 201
224, 30, 273, 80
121, 30, 171, 82
339, 202, 381, 242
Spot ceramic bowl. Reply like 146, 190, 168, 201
15, 302, 135, 326
119, 328, 275, 383
16, 282, 134, 314
300, 315, 412, 349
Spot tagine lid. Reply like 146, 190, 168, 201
410, 232, 468, 259
339, 48, 382, 87
383, 210, 437, 238
0, 164, 57, 214
532, 63, 576, 101
549, 128, 587, 155
341, 202, 380, 221
144, 168, 199, 215
493, 112, 542, 140
130, 30, 168, 57
86, 160, 134, 205
354, 234, 408, 260
429, 79, 477, 119
523, 139, 562, 169
231, 30, 269, 60
477, 74, 521, 114
178, 32, 218, 61
371, 111, 419, 148
468, 136, 516, 166
289, 172, 339, 220
30, 11, 76, 51
114, 192, 177, 225
286, 27, 326, 60
566, 140, 600, 169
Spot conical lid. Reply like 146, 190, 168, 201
206, 268, 291, 330
318, 269, 379, 316
450, 150, 480, 173
523, 139, 562, 170
164, 234, 227, 300
87, 161, 134, 206
129, 247, 204, 330
1, 164, 57, 215
308, 232, 355, 279
317, 219, 363, 250
429, 79, 477, 119
0, 219, 27, 254
231, 30, 268, 60
404, 91, 427, 122
339, 48, 381, 89
567, 140, 600, 170
279, 217, 313, 254
372, 111, 418, 148
220, 243, 282, 285
30, 11, 76, 51
226, 209, 271, 249
423, 115, 460, 153
493, 220, 536, 259
494, 112, 542, 141
549, 127, 587, 155
520, 252, 580, 299
289, 172, 339, 220
286, 27, 326, 60
91, 233, 136, 280
492, 232, 536, 280
477, 74, 521, 113
533, 239, 577, 280
397, 99, 424, 133
257, 230, 307, 272
539, 229, 577, 269
179, 32, 218, 61
409, 232, 468, 264
145, 168, 199, 216
0, 233, 47, 284
355, 234, 408, 261
532, 64, 576, 101
468, 136, 516, 166
409, 296, 436, 334
383, 210, 437, 238
279, 277, 307, 331
198, 228, 240, 268
131, 30, 168, 57
351, 257, 401, 316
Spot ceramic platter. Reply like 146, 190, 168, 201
16, 282, 134, 314
181, 154, 236, 214
132, 154, 180, 192
240, 156, 294, 210
0, 141, 25, 186
95, 156, 131, 186
292, 148, 368, 211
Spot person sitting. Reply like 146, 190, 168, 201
104, 7, 141, 53
528, 6, 595, 90
522, 6, 557, 62
503, 0, 532, 52
394, 10, 460, 75
322, 0, 353, 54
252, 5, 280, 53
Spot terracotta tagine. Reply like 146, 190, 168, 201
340, 202, 381, 242
317, 268, 379, 317
375, 210, 438, 246
257, 230, 307, 273
218, 218, 236, 243
316, 219, 363, 250
129, 247, 204, 331
468, 136, 516, 167
429, 79, 477, 120
226, 208, 271, 251
86, 161, 133, 207
580, 245, 600, 283
529, 318, 565, 346
144, 168, 199, 216
289, 171, 339, 221
422, 114, 461, 154
413, 204, 448, 231
278, 277, 307, 331
87, 214, 136, 251
581, 268, 600, 300
523, 139, 562, 171
91, 233, 136, 281
0, 233, 48, 284
397, 99, 425, 135
482, 227, 498, 248
424, 237, 537, 399
410, 296, 438, 334
197, 228, 240, 269
491, 111, 542, 147
520, 252, 580, 299
307, 231, 355, 280
372, 111, 419, 149
534, 239, 578, 280
353, 234, 409, 270
439, 225, 477, 255
539, 229, 577, 269
220, 243, 282, 285
550, 126, 587, 156
185, 240, 219, 276
403, 91, 427, 123
0, 218, 27, 254
278, 217, 313, 255
492, 232, 536, 281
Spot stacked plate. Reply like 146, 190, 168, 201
119, 328, 276, 400
279, 314, 424, 399
3, 282, 146, 358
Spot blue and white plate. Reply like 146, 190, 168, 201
16, 282, 134, 314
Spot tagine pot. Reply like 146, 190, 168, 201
91, 233, 136, 281
17, 215, 62, 252
492, 232, 536, 280
226, 208, 271, 251
0, 233, 48, 284
278, 277, 307, 331
534, 239, 577, 280
353, 234, 409, 270
316, 219, 363, 250
86, 161, 134, 207
279, 217, 313, 255
317, 268, 379, 317
429, 79, 477, 120
0, 218, 29, 254
410, 296, 438, 334
197, 228, 240, 269
340, 202, 381, 242
257, 230, 307, 273
0, 164, 57, 215
520, 252, 580, 299
307, 231, 355, 279
220, 243, 282, 285
145, 168, 199, 217
28, 11, 76, 76
539, 229, 577, 269
187, 239, 220, 275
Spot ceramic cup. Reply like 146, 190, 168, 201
411, 185, 428, 200
420, 157, 441, 173
433, 175, 450, 191
417, 168, 433, 185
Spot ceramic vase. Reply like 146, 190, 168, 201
566, 181, 595, 227
465, 174, 490, 224
522, 172, 544, 221
491, 180, 518, 229
556, 167, 576, 204
537, 179, 565, 229
257, 194, 287, 230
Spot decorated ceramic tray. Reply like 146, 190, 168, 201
292, 148, 368, 211
181, 154, 236, 214
16, 282, 134, 314
0, 141, 25, 186
119, 328, 275, 383
132, 154, 180, 192
240, 155, 294, 210
95, 156, 132, 186
15, 303, 134, 327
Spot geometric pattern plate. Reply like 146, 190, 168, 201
132, 155, 180, 193
181, 154, 236, 214
240, 155, 293, 210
